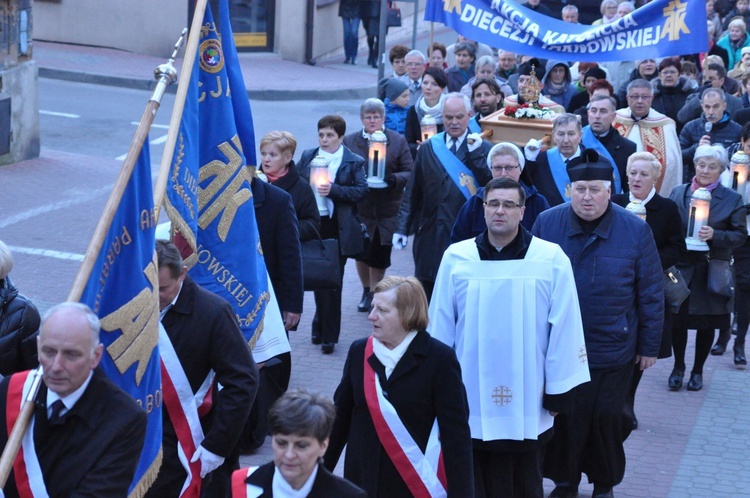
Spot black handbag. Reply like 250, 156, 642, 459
301, 230, 341, 291
707, 255, 735, 298
663, 266, 690, 314
387, 2, 402, 27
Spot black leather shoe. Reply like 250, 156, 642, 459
711, 328, 731, 355
321, 343, 335, 354
311, 335, 321, 345
734, 342, 747, 366
357, 288, 372, 312
549, 486, 578, 498
592, 484, 614, 498
687, 373, 703, 391
668, 369, 684, 390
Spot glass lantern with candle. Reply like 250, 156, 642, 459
309, 154, 331, 215
420, 114, 437, 142
685, 187, 711, 251
367, 130, 388, 188
729, 150, 749, 203
625, 199, 647, 221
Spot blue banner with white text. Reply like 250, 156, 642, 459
164, 0, 269, 348
80, 140, 162, 497
425, 0, 708, 62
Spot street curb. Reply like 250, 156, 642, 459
39, 67, 376, 101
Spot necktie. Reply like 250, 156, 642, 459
449, 140, 457, 154
414, 81, 420, 90
49, 399, 65, 423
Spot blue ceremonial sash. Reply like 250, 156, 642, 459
430, 132, 479, 201
547, 147, 572, 202
468, 116, 481, 134
581, 127, 623, 194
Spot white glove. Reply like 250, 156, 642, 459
392, 233, 408, 250
524, 138, 542, 161
466, 133, 482, 152
191, 445, 225, 478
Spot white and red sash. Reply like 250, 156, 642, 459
5, 371, 49, 498
363, 337, 447, 498
159, 324, 215, 498
231, 466, 261, 498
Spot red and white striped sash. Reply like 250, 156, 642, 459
6, 371, 49, 498
231, 466, 261, 498
363, 337, 447, 498
159, 323, 215, 498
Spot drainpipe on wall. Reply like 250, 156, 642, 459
305, 0, 316, 65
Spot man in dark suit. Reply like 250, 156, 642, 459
393, 93, 493, 301
0, 302, 146, 498
585, 95, 637, 193
146, 240, 258, 498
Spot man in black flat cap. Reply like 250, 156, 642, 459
531, 151, 664, 498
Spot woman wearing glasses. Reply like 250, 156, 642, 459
451, 142, 549, 243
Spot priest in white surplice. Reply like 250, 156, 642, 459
429, 177, 591, 498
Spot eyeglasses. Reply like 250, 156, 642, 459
627, 94, 652, 101
406, 62, 422, 68
362, 115, 383, 121
484, 200, 523, 210
490, 165, 520, 172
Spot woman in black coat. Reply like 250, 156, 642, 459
325, 277, 474, 497
343, 98, 413, 313
298, 115, 368, 354
612, 152, 687, 431
234, 390, 366, 497
668, 144, 747, 392
0, 240, 40, 376
650, 59, 692, 134
361, 0, 380, 68
404, 66, 448, 159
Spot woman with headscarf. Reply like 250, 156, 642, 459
667, 144, 747, 392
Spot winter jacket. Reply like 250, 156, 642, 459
651, 77, 693, 132
679, 113, 742, 181
384, 99, 409, 135
531, 203, 664, 368
541, 60, 578, 110
0, 277, 40, 376
716, 33, 750, 75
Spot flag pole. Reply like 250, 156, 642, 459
153, 0, 209, 217
66, 31, 186, 303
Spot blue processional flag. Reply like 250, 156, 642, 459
425, 0, 708, 62
164, 0, 269, 348
80, 139, 162, 497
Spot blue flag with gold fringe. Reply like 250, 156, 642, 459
425, 0, 707, 62
164, 0, 270, 350
80, 139, 162, 497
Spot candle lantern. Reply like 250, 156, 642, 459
685, 187, 711, 251
730, 150, 750, 203
309, 154, 330, 214
367, 130, 388, 188
420, 114, 437, 142
625, 199, 647, 221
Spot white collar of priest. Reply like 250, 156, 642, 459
46, 370, 94, 419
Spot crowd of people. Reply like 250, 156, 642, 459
1, 1, 750, 497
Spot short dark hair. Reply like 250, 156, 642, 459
707, 63, 727, 79
427, 42, 446, 58
471, 77, 502, 98
156, 239, 183, 279
268, 390, 336, 443
589, 78, 614, 95
424, 66, 449, 89
741, 121, 750, 142
389, 44, 409, 64
484, 177, 526, 206
659, 58, 681, 73
317, 115, 346, 137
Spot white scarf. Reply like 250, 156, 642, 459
372, 331, 418, 379
416, 94, 446, 125
630, 186, 656, 206
272, 463, 319, 497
